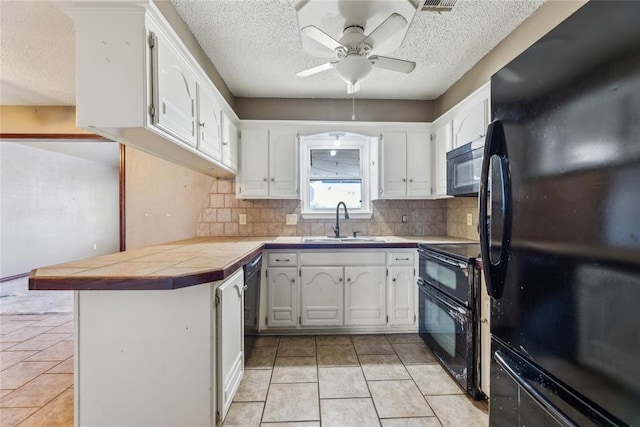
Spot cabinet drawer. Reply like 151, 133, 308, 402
388, 251, 415, 266
267, 252, 297, 266
300, 251, 385, 266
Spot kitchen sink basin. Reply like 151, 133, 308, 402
301, 236, 385, 243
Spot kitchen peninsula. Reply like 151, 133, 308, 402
29, 235, 473, 426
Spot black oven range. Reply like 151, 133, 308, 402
417, 243, 483, 399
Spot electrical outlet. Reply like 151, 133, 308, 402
466, 213, 473, 226
402, 214, 408, 223
286, 214, 298, 225
238, 214, 247, 225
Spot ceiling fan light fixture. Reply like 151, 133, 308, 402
335, 54, 373, 85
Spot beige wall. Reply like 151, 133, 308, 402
196, 179, 448, 238
0, 106, 91, 134
235, 98, 434, 122
124, 147, 215, 249
434, 0, 587, 117
446, 197, 479, 241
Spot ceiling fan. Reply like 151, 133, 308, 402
296, 13, 417, 94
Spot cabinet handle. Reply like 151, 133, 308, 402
199, 122, 205, 127
392, 278, 396, 282
347, 278, 351, 282
339, 277, 343, 282
223, 142, 228, 146
291, 279, 295, 283
263, 178, 268, 182
409, 179, 413, 182
271, 178, 275, 182
275, 258, 290, 262
395, 258, 410, 261
402, 178, 406, 182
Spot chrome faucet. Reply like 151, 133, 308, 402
332, 201, 350, 238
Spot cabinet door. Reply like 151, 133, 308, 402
344, 266, 386, 326
266, 267, 297, 328
452, 94, 489, 148
381, 131, 407, 198
388, 266, 415, 326
433, 121, 452, 197
239, 129, 269, 197
197, 85, 222, 161
269, 130, 298, 198
300, 267, 343, 326
216, 269, 244, 422
406, 132, 432, 198
221, 112, 238, 171
152, 31, 197, 147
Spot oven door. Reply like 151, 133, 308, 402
418, 248, 473, 306
418, 280, 475, 395
447, 140, 484, 196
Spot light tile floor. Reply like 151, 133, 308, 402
233, 334, 488, 427
0, 313, 74, 426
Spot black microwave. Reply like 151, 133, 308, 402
446, 138, 485, 196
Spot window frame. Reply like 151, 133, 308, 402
299, 132, 374, 219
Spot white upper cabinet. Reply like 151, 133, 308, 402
432, 120, 453, 198
452, 84, 491, 149
238, 129, 298, 199
381, 131, 431, 199
62, 2, 237, 177
239, 130, 270, 197
221, 113, 238, 170
197, 85, 222, 161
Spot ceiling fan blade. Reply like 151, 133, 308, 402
301, 26, 343, 52
362, 13, 408, 50
296, 62, 337, 78
347, 81, 361, 94
370, 56, 416, 74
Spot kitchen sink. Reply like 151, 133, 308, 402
301, 236, 385, 243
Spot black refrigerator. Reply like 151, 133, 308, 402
479, 2, 640, 426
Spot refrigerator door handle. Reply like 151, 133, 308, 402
494, 350, 578, 427
479, 120, 512, 299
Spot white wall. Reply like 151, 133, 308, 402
0, 140, 120, 278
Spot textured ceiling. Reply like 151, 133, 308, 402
0, 0, 544, 106
0, 1, 75, 105
171, 0, 545, 100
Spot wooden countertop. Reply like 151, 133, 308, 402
29, 236, 476, 291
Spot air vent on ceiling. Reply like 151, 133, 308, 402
420, 0, 458, 13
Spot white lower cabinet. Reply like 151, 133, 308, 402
215, 269, 244, 423
300, 267, 344, 326
344, 266, 386, 326
266, 267, 297, 328
388, 266, 416, 326
261, 249, 417, 333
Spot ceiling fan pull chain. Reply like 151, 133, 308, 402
352, 93, 356, 120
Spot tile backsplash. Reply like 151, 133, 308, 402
446, 197, 479, 241
196, 180, 453, 238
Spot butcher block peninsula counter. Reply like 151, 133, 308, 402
30, 235, 474, 426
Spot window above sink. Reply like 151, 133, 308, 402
300, 132, 376, 219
